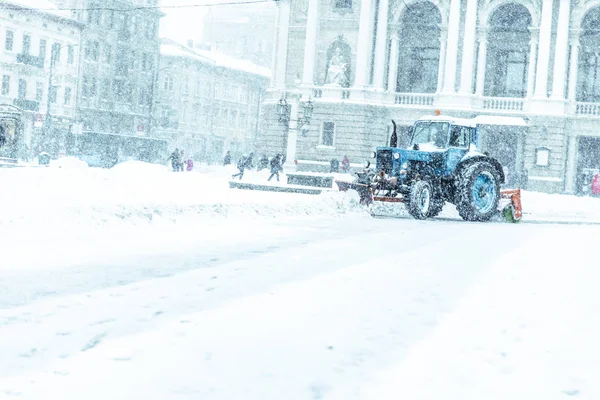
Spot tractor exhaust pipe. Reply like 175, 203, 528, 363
389, 119, 397, 148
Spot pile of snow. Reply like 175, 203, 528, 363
0, 160, 367, 231
2, 158, 600, 230
49, 156, 89, 169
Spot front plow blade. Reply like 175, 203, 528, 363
369, 195, 407, 218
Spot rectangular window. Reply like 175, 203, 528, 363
36, 82, 43, 101
39, 39, 47, 60
82, 75, 96, 97
114, 78, 125, 102
147, 54, 154, 70
449, 126, 470, 148
104, 45, 111, 63
1, 75, 9, 95
5, 30, 13, 51
204, 105, 210, 125
163, 76, 173, 91
180, 102, 187, 122
490, 50, 527, 98
18, 79, 26, 99
321, 122, 335, 147
67, 46, 74, 64
192, 103, 200, 125
22, 34, 31, 54
108, 10, 114, 28
85, 41, 98, 61
49, 86, 57, 104
52, 43, 61, 63
101, 78, 111, 100
64, 87, 72, 105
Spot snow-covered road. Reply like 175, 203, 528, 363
1, 215, 599, 400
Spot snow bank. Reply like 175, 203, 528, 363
2, 159, 600, 231
0, 161, 367, 232
49, 156, 89, 169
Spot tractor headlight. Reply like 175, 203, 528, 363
401, 162, 408, 169
371, 151, 376, 159
393, 153, 400, 160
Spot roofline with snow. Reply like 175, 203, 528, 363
160, 37, 270, 80
0, 2, 85, 28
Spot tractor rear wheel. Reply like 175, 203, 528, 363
407, 180, 432, 220
456, 161, 501, 222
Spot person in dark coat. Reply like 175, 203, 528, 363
257, 154, 269, 171
223, 151, 231, 166
231, 153, 254, 180
268, 154, 283, 182
167, 148, 182, 172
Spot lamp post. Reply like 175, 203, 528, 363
276, 95, 314, 129
276, 94, 314, 170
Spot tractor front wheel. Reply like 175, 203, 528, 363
407, 180, 432, 220
456, 162, 501, 222
427, 198, 445, 218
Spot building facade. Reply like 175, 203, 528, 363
202, 3, 276, 69
156, 38, 270, 163
261, 0, 600, 194
0, 0, 82, 159
71, 0, 162, 136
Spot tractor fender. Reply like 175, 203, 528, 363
455, 155, 506, 185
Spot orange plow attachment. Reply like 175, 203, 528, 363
499, 187, 523, 222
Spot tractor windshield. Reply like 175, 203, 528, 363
409, 121, 450, 149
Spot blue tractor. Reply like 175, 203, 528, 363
340, 114, 522, 222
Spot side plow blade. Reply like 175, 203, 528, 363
499, 187, 523, 223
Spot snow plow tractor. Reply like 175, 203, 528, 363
336, 115, 523, 223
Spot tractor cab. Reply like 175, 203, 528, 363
373, 116, 482, 182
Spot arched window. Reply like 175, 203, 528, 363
485, 3, 531, 98
578, 7, 600, 102
395, 1, 441, 93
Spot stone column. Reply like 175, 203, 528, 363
442, 0, 461, 93
533, 0, 553, 98
459, 0, 478, 93
372, 0, 390, 89
526, 28, 539, 98
564, 134, 578, 194
354, 0, 374, 88
387, 32, 400, 92
474, 27, 487, 96
436, 26, 448, 93
301, 0, 319, 86
567, 29, 581, 103
551, 0, 571, 99
273, 0, 291, 89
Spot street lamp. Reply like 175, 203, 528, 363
276, 96, 314, 129
277, 97, 290, 124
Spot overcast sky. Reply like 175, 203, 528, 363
159, 0, 211, 43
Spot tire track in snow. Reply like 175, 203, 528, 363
0, 217, 497, 378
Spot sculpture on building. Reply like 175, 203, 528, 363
325, 47, 348, 86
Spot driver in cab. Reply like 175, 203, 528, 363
429, 125, 446, 148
